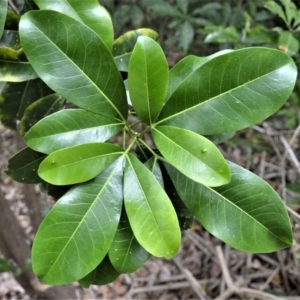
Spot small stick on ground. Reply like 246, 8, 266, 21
173, 257, 209, 300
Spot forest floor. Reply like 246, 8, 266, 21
0, 114, 300, 299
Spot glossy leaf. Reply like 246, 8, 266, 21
20, 94, 65, 136
19, 11, 127, 119
79, 255, 120, 288
5, 147, 46, 183
152, 126, 230, 187
124, 153, 181, 259
157, 48, 297, 135
167, 161, 293, 253
128, 36, 168, 124
0, 30, 24, 61
38, 143, 123, 185
24, 109, 124, 154
278, 31, 299, 56
34, 0, 113, 50
112, 28, 158, 72
108, 211, 150, 273
0, 0, 8, 38
166, 50, 232, 101
0, 79, 52, 129
32, 159, 124, 284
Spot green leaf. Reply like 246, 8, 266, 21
124, 153, 181, 259
178, 21, 194, 51
20, 94, 65, 136
32, 159, 124, 284
176, 0, 188, 14
113, 28, 158, 72
34, 0, 113, 50
0, 30, 23, 60
21, 0, 39, 14
286, 182, 300, 194
166, 50, 232, 101
144, 157, 164, 188
0, 0, 8, 38
0, 258, 11, 273
281, 0, 297, 25
38, 143, 124, 185
204, 26, 238, 44
157, 48, 297, 135
264, 1, 288, 24
0, 79, 52, 129
167, 161, 293, 253
128, 36, 168, 124
152, 126, 230, 187
0, 60, 37, 82
143, 0, 182, 17
79, 255, 120, 288
5, 147, 46, 183
161, 162, 194, 230
278, 31, 299, 56
108, 210, 150, 273
19, 10, 127, 119
24, 109, 124, 154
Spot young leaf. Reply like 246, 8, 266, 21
5, 147, 46, 183
79, 255, 120, 288
34, 0, 113, 50
157, 48, 297, 135
19, 11, 127, 120
108, 211, 150, 273
0, 79, 52, 129
113, 28, 158, 72
0, 0, 8, 38
32, 159, 124, 285
167, 162, 293, 253
128, 36, 168, 124
24, 109, 124, 154
38, 143, 124, 185
20, 94, 65, 136
152, 126, 230, 187
124, 153, 181, 259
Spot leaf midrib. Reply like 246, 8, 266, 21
207, 176, 290, 245
28, 17, 124, 121
155, 64, 289, 125
126, 155, 170, 254
153, 127, 227, 181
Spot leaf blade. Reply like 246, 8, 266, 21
34, 0, 114, 50
24, 109, 124, 154
124, 153, 181, 259
167, 161, 293, 252
38, 143, 123, 185
19, 10, 127, 119
128, 36, 169, 124
152, 126, 230, 187
157, 48, 297, 135
32, 159, 124, 284
108, 211, 150, 273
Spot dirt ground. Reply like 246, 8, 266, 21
0, 117, 300, 299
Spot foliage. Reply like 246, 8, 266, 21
0, 0, 297, 287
